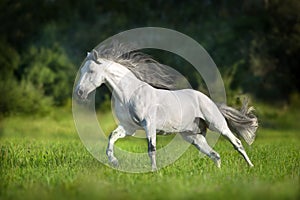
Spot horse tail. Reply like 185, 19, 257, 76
217, 99, 258, 145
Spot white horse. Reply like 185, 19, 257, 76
75, 44, 258, 170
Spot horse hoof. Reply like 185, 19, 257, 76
214, 159, 221, 168
110, 158, 119, 167
151, 165, 158, 172
151, 167, 158, 172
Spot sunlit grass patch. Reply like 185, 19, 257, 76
0, 107, 299, 200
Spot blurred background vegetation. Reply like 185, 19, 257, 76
0, 0, 299, 116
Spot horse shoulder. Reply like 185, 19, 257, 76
128, 85, 157, 123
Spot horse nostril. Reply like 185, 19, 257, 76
77, 89, 84, 97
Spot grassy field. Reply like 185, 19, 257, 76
0, 104, 299, 200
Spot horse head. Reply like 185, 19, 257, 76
75, 49, 108, 100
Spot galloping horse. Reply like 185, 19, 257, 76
75, 43, 258, 170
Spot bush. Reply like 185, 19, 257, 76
0, 41, 75, 115
0, 79, 52, 115
21, 44, 75, 106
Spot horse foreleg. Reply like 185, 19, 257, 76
106, 125, 126, 167
147, 135, 157, 171
143, 121, 157, 171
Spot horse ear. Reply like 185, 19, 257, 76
92, 49, 99, 60
87, 52, 90, 57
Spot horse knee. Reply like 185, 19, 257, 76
235, 138, 242, 146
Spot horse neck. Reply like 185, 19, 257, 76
104, 62, 146, 103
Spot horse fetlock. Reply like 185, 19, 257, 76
233, 141, 244, 151
151, 165, 158, 172
106, 148, 112, 154
151, 157, 157, 171
148, 150, 156, 158
210, 151, 221, 168
148, 150, 157, 171
106, 148, 113, 157
107, 149, 118, 166
109, 157, 119, 167
236, 145, 245, 152
210, 151, 220, 160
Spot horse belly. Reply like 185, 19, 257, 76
155, 91, 201, 133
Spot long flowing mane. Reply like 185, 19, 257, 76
89, 41, 190, 90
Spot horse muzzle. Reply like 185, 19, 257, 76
75, 87, 88, 100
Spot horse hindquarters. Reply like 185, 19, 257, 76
196, 93, 254, 167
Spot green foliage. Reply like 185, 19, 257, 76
0, 41, 73, 115
0, 39, 20, 79
0, 79, 52, 115
21, 44, 75, 106
0, 0, 299, 115
242, 0, 300, 100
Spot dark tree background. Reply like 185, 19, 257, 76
0, 0, 299, 115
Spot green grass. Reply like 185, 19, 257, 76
0, 107, 299, 200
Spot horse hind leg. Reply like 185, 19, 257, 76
180, 132, 221, 168
195, 117, 208, 137
211, 123, 254, 167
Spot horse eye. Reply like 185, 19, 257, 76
89, 70, 94, 74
